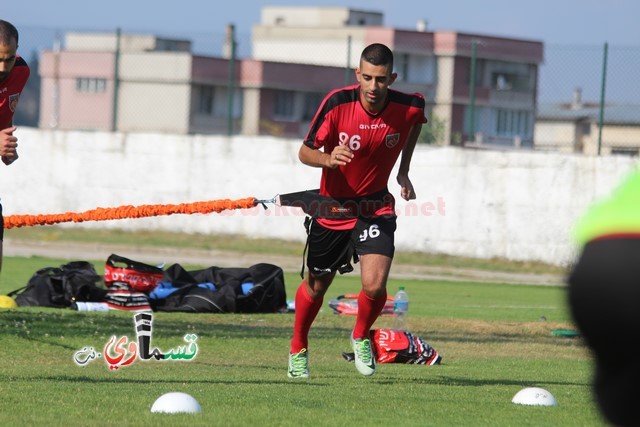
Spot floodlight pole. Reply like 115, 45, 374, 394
227, 24, 237, 137
112, 28, 121, 132
597, 42, 608, 156
50, 31, 61, 129
345, 35, 352, 86
468, 38, 478, 146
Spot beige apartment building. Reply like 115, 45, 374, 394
535, 88, 640, 155
38, 6, 544, 145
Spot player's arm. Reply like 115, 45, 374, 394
299, 143, 352, 169
396, 123, 422, 200
0, 126, 19, 165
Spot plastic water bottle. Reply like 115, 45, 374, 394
393, 286, 409, 331
74, 302, 110, 312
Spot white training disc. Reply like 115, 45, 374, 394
151, 392, 202, 413
512, 387, 557, 406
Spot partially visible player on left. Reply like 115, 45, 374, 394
0, 19, 30, 272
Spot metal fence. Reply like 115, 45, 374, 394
13, 25, 640, 155
536, 43, 640, 155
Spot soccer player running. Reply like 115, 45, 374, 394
0, 20, 30, 272
288, 43, 427, 378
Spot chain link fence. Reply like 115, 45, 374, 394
13, 25, 640, 155
536, 44, 640, 155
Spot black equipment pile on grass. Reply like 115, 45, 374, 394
9, 261, 107, 308
151, 262, 287, 313
8, 254, 287, 314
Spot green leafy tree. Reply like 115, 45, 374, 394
418, 111, 446, 144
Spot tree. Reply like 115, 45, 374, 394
418, 111, 446, 144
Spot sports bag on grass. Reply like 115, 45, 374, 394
328, 293, 395, 316
104, 254, 164, 293
10, 261, 107, 308
150, 262, 287, 313
103, 282, 152, 311
102, 254, 162, 311
342, 329, 442, 365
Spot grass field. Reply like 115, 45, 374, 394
0, 230, 604, 426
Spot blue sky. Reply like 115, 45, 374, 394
4, 0, 639, 103
4, 0, 637, 45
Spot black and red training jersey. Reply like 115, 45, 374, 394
0, 56, 30, 130
303, 84, 427, 229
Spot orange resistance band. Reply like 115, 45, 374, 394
3, 197, 258, 229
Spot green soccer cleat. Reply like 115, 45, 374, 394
288, 348, 309, 379
351, 336, 375, 376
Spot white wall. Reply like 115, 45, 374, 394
1, 128, 637, 266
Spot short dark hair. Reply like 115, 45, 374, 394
360, 43, 393, 70
0, 20, 19, 45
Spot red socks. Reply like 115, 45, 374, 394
352, 289, 388, 340
290, 282, 388, 351
290, 281, 323, 353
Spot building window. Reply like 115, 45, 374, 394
395, 53, 435, 85
611, 147, 639, 157
466, 59, 486, 87
274, 90, 295, 119
497, 110, 506, 134
302, 92, 324, 121
491, 72, 532, 91
495, 74, 512, 91
488, 61, 533, 92
196, 85, 214, 115
495, 108, 532, 137
397, 53, 409, 82
76, 78, 106, 93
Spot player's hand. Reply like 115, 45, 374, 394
327, 145, 353, 169
2, 152, 18, 165
397, 173, 416, 201
0, 127, 18, 165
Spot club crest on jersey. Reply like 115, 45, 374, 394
9, 93, 20, 112
385, 133, 400, 148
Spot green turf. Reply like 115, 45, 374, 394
0, 255, 604, 426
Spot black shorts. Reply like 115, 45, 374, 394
568, 237, 640, 427
305, 215, 396, 276
0, 202, 4, 241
